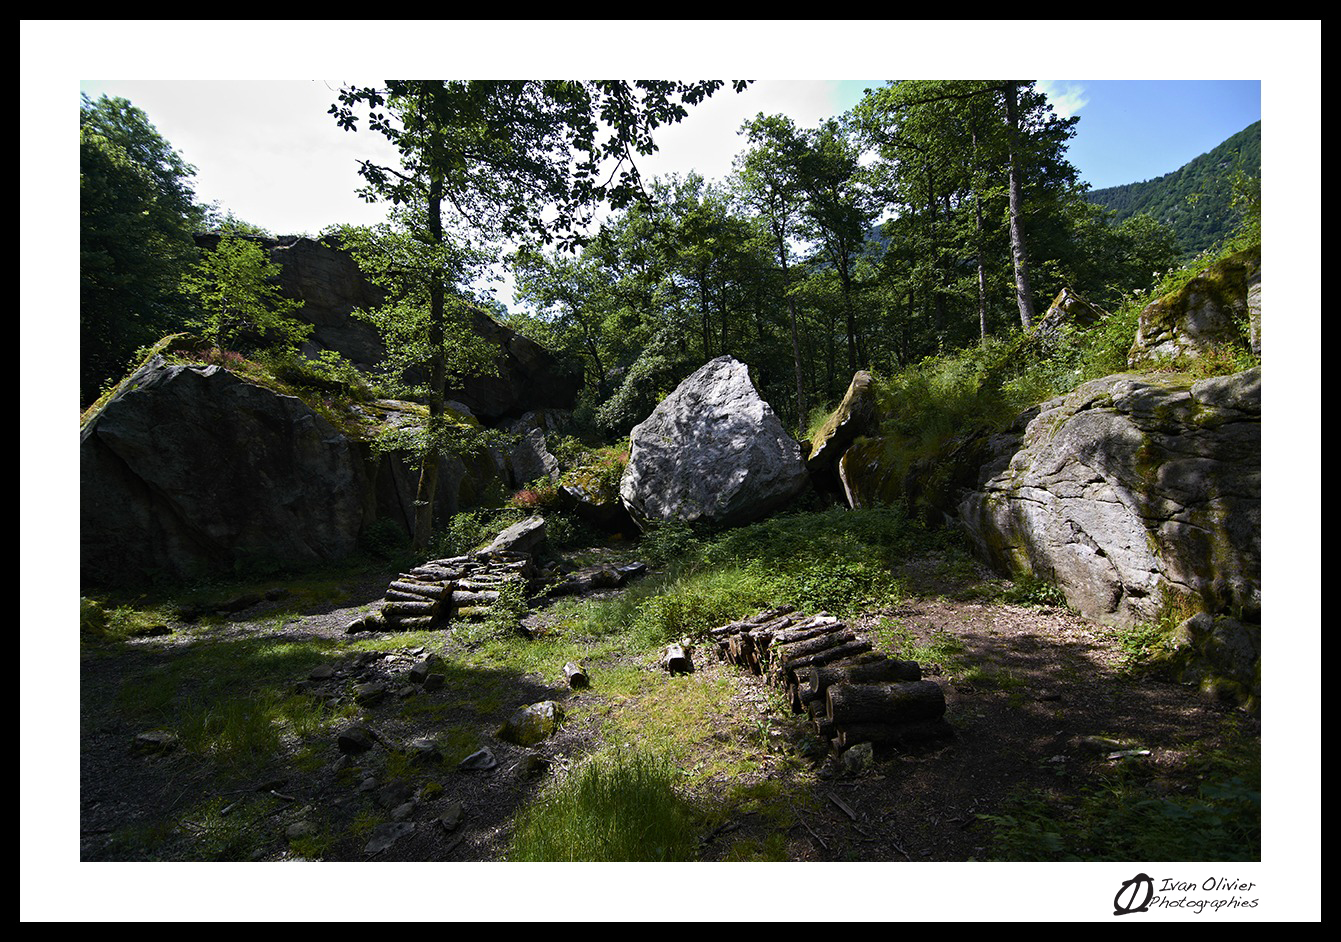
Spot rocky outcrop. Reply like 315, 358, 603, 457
1128, 245, 1260, 367
1036, 287, 1105, 336
807, 370, 880, 491
195, 233, 388, 370
958, 368, 1260, 626
620, 356, 810, 528
81, 356, 379, 584
193, 234, 581, 420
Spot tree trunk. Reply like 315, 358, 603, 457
412, 174, 447, 551
1004, 83, 1036, 329
775, 228, 807, 435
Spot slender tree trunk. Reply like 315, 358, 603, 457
971, 127, 989, 345
412, 175, 446, 551
776, 229, 807, 434
975, 190, 988, 345
1004, 82, 1036, 329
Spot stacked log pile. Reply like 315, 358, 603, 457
710, 606, 952, 754
356, 550, 536, 632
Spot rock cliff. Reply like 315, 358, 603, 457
958, 368, 1260, 626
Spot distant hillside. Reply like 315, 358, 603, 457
1085, 121, 1261, 260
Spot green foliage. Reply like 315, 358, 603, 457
80, 93, 205, 406
1001, 577, 1070, 608
180, 235, 311, 353
509, 747, 704, 861
979, 770, 1260, 861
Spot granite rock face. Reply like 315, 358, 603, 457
806, 370, 880, 489
81, 356, 380, 585
193, 234, 581, 420
620, 356, 810, 528
958, 368, 1261, 626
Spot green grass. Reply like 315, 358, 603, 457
508, 747, 705, 861
977, 720, 1260, 861
872, 617, 969, 677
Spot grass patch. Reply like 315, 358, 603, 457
873, 617, 969, 677
977, 721, 1260, 861
509, 746, 704, 861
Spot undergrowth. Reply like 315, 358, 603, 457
978, 721, 1260, 861
508, 746, 704, 861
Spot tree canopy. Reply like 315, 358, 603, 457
80, 93, 204, 405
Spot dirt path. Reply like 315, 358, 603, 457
78, 568, 1255, 864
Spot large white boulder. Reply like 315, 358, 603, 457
619, 356, 810, 528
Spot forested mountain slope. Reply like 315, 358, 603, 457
1085, 121, 1261, 260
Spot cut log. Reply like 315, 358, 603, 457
385, 615, 434, 631
772, 639, 873, 686
826, 680, 946, 726
834, 717, 954, 749
727, 633, 756, 673
449, 589, 501, 606
801, 657, 922, 705
662, 644, 693, 674
381, 599, 439, 618
389, 581, 447, 598
766, 629, 855, 669
563, 661, 589, 689
765, 615, 844, 649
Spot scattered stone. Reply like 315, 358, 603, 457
132, 730, 179, 754
363, 821, 415, 855
286, 821, 318, 841
376, 781, 415, 811
354, 682, 386, 706
409, 661, 431, 685
395, 685, 416, 699
1075, 735, 1129, 755
358, 776, 378, 793
309, 664, 337, 681
422, 673, 445, 692
336, 723, 375, 755
391, 801, 417, 822
407, 738, 443, 765
842, 742, 875, 775
437, 802, 465, 832
518, 752, 551, 778
458, 748, 498, 772
497, 701, 564, 747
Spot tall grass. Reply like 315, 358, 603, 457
509, 747, 703, 861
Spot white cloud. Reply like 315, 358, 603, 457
1037, 80, 1089, 118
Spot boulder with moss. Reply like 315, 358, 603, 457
81, 355, 376, 584
957, 368, 1260, 627
1128, 245, 1260, 367
807, 370, 881, 491
79, 354, 489, 585
620, 357, 811, 528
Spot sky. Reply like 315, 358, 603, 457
25, 19, 1322, 924
71, 76, 1263, 240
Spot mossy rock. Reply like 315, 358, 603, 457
1129, 245, 1259, 367
497, 701, 564, 746
808, 371, 881, 482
